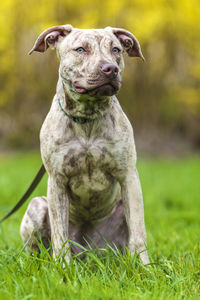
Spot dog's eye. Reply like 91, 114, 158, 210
75, 47, 86, 53
112, 47, 121, 53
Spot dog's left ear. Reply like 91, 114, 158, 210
29, 25, 73, 55
106, 27, 145, 61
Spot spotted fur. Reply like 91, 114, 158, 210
20, 26, 149, 264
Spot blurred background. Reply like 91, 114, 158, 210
0, 0, 200, 156
0, 2, 200, 283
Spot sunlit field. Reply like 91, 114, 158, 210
0, 0, 200, 299
0, 152, 199, 299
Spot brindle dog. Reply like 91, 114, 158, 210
20, 25, 149, 264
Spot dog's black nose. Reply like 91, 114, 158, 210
101, 63, 119, 78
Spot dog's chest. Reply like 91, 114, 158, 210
63, 137, 117, 173
56, 136, 125, 222
40, 104, 133, 222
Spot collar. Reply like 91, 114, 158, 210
58, 98, 94, 124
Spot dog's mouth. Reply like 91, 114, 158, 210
74, 82, 120, 97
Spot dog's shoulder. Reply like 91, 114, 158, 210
108, 96, 134, 138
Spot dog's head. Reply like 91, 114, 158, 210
29, 25, 144, 101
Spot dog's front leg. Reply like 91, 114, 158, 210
122, 168, 149, 265
47, 176, 70, 263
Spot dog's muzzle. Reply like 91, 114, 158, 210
74, 63, 121, 97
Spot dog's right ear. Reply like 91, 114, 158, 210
105, 27, 145, 61
29, 25, 73, 55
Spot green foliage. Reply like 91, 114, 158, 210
0, 0, 200, 148
0, 153, 200, 299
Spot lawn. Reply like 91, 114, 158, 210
0, 152, 199, 299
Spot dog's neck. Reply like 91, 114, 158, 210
56, 78, 113, 121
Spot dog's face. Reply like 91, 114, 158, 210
58, 29, 124, 100
29, 25, 144, 101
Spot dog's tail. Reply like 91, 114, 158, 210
0, 164, 46, 223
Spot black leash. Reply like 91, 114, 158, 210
0, 164, 46, 223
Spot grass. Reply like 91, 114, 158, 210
0, 152, 199, 299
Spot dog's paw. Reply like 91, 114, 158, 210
129, 239, 150, 265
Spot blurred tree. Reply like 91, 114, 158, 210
0, 0, 199, 151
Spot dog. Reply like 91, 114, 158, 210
20, 25, 149, 264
